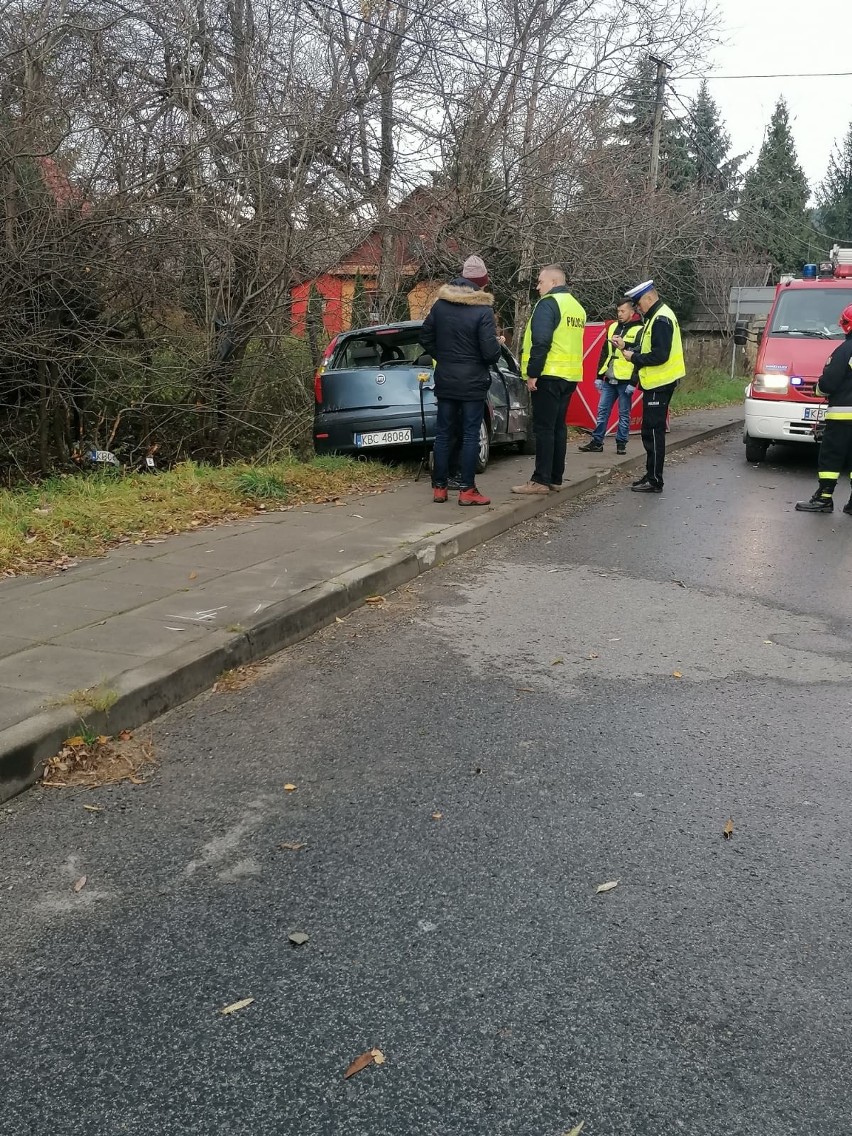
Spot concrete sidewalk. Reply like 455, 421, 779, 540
0, 407, 742, 800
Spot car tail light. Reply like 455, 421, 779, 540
314, 335, 340, 404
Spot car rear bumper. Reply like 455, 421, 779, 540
314, 408, 437, 454
744, 395, 820, 444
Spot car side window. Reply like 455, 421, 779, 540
499, 346, 520, 374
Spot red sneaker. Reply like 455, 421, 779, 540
433, 487, 448, 503
458, 486, 490, 506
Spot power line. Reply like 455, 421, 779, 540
681, 70, 852, 81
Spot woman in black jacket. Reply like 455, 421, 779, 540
418, 255, 502, 506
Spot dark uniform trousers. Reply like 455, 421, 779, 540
641, 381, 678, 485
531, 377, 578, 486
817, 419, 852, 490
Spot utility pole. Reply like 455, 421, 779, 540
648, 55, 670, 193
644, 55, 670, 273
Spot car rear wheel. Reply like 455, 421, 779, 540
744, 433, 769, 463
476, 418, 491, 473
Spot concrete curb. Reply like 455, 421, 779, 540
0, 414, 741, 802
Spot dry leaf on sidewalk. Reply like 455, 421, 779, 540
723, 818, 734, 840
288, 931, 310, 946
284, 783, 297, 792
431, 812, 443, 820
365, 595, 385, 605
73, 875, 87, 893
220, 998, 255, 1015
83, 805, 103, 813
596, 880, 619, 894
279, 842, 307, 851
344, 1048, 385, 1079
672, 671, 683, 679
564, 1123, 585, 1136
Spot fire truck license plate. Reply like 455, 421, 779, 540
802, 407, 825, 422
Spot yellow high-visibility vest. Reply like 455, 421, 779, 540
599, 321, 643, 381
635, 303, 685, 389
521, 291, 586, 381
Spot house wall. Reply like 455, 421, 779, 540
291, 274, 345, 339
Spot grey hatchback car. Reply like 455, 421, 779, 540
313, 320, 534, 471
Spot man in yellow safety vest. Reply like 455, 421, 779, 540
615, 279, 685, 494
579, 297, 643, 455
512, 264, 586, 495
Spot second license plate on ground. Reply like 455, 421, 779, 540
354, 428, 412, 447
803, 407, 826, 422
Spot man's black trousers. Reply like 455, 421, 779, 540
641, 381, 678, 485
531, 377, 577, 486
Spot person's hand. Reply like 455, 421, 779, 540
625, 384, 636, 395
526, 376, 538, 392
594, 378, 605, 391
621, 348, 634, 362
497, 335, 506, 345
612, 335, 626, 350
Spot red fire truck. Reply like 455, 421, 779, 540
739, 248, 852, 462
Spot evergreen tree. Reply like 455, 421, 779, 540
613, 59, 694, 191
739, 98, 810, 275
687, 80, 741, 199
815, 124, 852, 243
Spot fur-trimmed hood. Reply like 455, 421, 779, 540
436, 282, 495, 307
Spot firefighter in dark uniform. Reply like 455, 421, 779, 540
614, 279, 685, 493
795, 303, 852, 514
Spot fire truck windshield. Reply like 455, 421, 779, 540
768, 288, 852, 338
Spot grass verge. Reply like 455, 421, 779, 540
0, 455, 408, 575
672, 368, 747, 414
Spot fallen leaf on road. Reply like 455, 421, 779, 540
284, 783, 297, 792
672, 580, 686, 588
188, 572, 198, 580
723, 818, 734, 840
588, 653, 599, 659
279, 841, 307, 851
672, 671, 683, 679
335, 616, 345, 623
516, 687, 535, 693
65, 735, 84, 747
83, 805, 103, 813
351, 514, 363, 518
73, 876, 87, 893
288, 931, 309, 946
344, 1050, 379, 1079
371, 1048, 386, 1066
220, 997, 254, 1015
431, 812, 443, 820
118, 729, 133, 742
564, 1124, 585, 1136
596, 880, 619, 894
365, 595, 385, 605
552, 658, 564, 665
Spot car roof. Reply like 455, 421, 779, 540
337, 320, 424, 338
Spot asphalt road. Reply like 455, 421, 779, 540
3, 431, 851, 1136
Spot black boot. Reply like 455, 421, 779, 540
843, 492, 852, 517
579, 439, 603, 453
795, 482, 835, 513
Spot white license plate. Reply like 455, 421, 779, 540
354, 428, 412, 447
802, 407, 825, 422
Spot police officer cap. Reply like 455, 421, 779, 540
625, 279, 655, 301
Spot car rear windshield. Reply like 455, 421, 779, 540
769, 288, 852, 338
331, 329, 428, 370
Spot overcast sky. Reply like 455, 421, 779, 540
671, 0, 850, 198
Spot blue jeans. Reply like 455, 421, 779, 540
433, 398, 484, 489
592, 380, 632, 444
